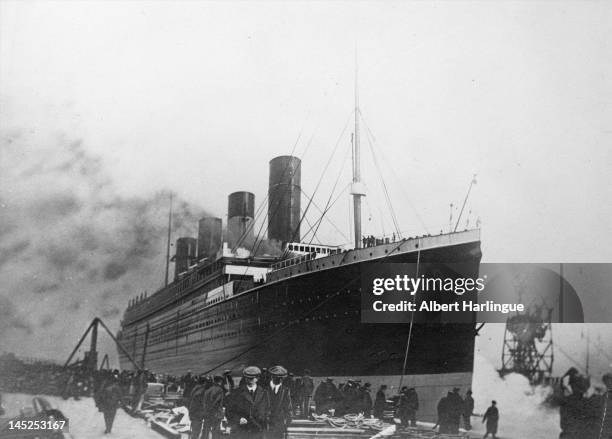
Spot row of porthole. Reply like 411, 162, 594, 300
146, 304, 354, 345
148, 323, 224, 344
138, 308, 359, 349
132, 289, 356, 339
145, 312, 230, 340
178, 325, 269, 347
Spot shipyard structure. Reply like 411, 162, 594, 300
117, 155, 482, 422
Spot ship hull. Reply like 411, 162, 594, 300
118, 234, 481, 422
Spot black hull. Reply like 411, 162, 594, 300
117, 233, 481, 421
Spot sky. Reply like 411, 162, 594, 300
1, 1, 611, 380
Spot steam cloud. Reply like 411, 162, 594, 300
472, 354, 560, 438
0, 128, 207, 362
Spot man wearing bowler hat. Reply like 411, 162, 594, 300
267, 365, 293, 439
226, 366, 269, 439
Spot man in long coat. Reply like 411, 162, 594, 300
447, 388, 463, 434
226, 366, 269, 439
266, 365, 292, 439
202, 376, 225, 439
188, 376, 208, 439
300, 370, 314, 417
373, 385, 387, 419
436, 392, 452, 433
360, 383, 373, 417
314, 378, 339, 414
463, 390, 474, 430
482, 400, 499, 439
99, 372, 123, 434
397, 387, 418, 428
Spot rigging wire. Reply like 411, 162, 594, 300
454, 174, 478, 232
200, 235, 419, 376
360, 112, 402, 238
288, 112, 353, 243
398, 243, 421, 391
230, 127, 308, 286
246, 130, 306, 257
306, 138, 353, 245
300, 210, 323, 245
233, 126, 306, 253
232, 193, 269, 251
359, 115, 430, 234
300, 187, 351, 243
304, 183, 351, 246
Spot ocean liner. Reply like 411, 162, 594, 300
116, 98, 482, 422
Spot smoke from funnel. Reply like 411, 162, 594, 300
0, 127, 207, 361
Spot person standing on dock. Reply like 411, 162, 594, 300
188, 376, 208, 439
183, 371, 196, 403
99, 371, 123, 434
397, 387, 418, 428
300, 369, 314, 417
373, 385, 387, 419
202, 376, 225, 439
436, 392, 452, 433
266, 365, 293, 439
226, 366, 269, 439
406, 388, 419, 427
360, 383, 373, 417
223, 370, 235, 395
463, 389, 474, 430
482, 400, 499, 439
132, 370, 147, 411
314, 378, 339, 414
447, 387, 463, 433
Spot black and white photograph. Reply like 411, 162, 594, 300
1, 2, 611, 439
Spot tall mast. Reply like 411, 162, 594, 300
164, 194, 173, 287
351, 51, 366, 248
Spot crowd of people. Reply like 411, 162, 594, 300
179, 366, 488, 439
362, 234, 398, 248
557, 369, 612, 439
178, 365, 297, 439
0, 352, 86, 397
434, 387, 477, 434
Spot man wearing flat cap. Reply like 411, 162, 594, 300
267, 366, 293, 439
226, 366, 269, 439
